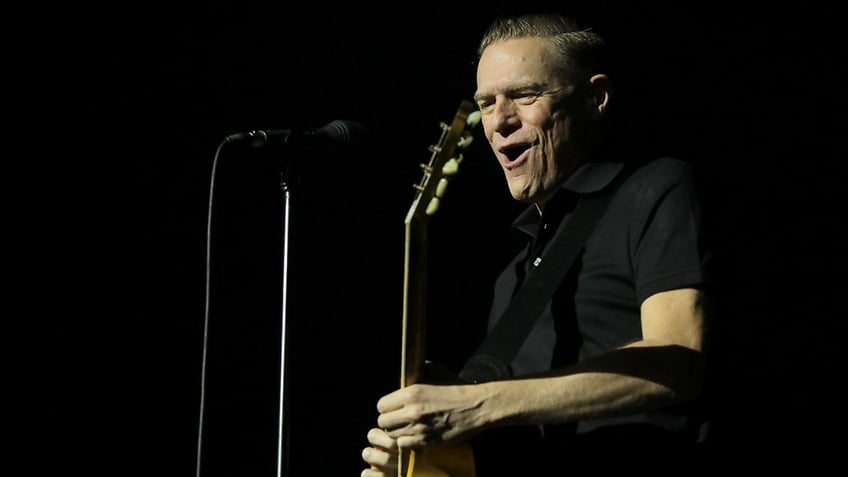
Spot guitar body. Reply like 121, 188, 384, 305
400, 100, 481, 477
407, 444, 476, 477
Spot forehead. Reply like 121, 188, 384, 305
476, 37, 559, 91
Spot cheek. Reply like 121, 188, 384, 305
536, 128, 558, 157
481, 119, 496, 142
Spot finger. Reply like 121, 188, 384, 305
366, 428, 397, 451
361, 446, 394, 467
396, 434, 428, 449
361, 442, 398, 477
376, 386, 412, 414
361, 467, 393, 477
378, 408, 422, 433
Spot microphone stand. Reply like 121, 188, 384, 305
276, 164, 293, 477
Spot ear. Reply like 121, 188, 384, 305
587, 74, 611, 119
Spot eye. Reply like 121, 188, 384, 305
514, 91, 542, 105
476, 98, 495, 113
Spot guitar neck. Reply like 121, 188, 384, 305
402, 217, 429, 388
400, 100, 479, 389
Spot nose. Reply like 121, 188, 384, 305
489, 98, 519, 136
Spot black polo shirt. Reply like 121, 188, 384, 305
485, 156, 710, 434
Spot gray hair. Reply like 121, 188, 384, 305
477, 13, 607, 84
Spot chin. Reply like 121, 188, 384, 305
509, 189, 533, 203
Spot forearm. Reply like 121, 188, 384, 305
474, 343, 705, 429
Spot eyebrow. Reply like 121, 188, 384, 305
474, 82, 552, 102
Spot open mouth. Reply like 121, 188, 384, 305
499, 143, 531, 167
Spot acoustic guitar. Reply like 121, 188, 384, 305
399, 100, 481, 477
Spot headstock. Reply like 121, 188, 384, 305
405, 100, 482, 225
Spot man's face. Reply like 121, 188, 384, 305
475, 37, 593, 206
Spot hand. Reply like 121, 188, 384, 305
361, 427, 398, 477
376, 383, 483, 448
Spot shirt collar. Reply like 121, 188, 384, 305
511, 161, 625, 238
562, 160, 625, 194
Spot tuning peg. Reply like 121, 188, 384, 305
457, 133, 474, 149
442, 156, 461, 176
426, 197, 440, 215
435, 177, 449, 198
467, 110, 482, 127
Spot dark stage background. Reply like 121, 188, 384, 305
99, 1, 847, 474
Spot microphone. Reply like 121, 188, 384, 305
224, 119, 367, 150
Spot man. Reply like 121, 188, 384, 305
362, 12, 712, 475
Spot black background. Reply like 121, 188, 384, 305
82, 0, 847, 474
